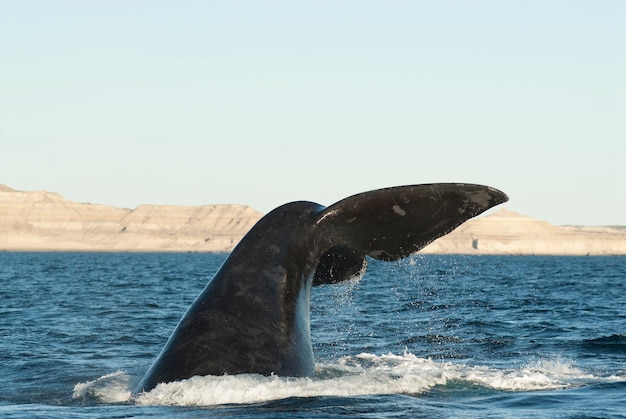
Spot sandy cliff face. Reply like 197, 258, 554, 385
1, 185, 625, 254
0, 185, 262, 252
421, 208, 626, 255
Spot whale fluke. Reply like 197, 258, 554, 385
136, 183, 508, 392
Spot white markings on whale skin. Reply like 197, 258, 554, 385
469, 190, 494, 207
392, 205, 406, 216
459, 190, 494, 214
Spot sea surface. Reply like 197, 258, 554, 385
1, 252, 625, 418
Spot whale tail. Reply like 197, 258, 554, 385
136, 183, 508, 391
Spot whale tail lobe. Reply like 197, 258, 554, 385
312, 184, 508, 284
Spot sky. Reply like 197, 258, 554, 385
1, 1, 624, 226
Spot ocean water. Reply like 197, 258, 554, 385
1, 252, 624, 418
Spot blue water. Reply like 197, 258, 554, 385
1, 253, 624, 418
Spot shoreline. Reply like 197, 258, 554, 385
2, 185, 625, 255
1, 249, 624, 256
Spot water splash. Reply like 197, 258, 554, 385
73, 352, 624, 407
72, 371, 132, 403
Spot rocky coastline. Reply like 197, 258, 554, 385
1, 185, 625, 255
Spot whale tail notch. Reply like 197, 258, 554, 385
312, 245, 368, 286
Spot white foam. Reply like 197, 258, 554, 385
72, 370, 132, 403
73, 353, 624, 407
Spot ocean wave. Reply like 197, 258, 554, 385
72, 352, 625, 407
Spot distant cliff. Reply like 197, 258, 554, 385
421, 208, 626, 255
0, 184, 262, 252
1, 185, 625, 254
